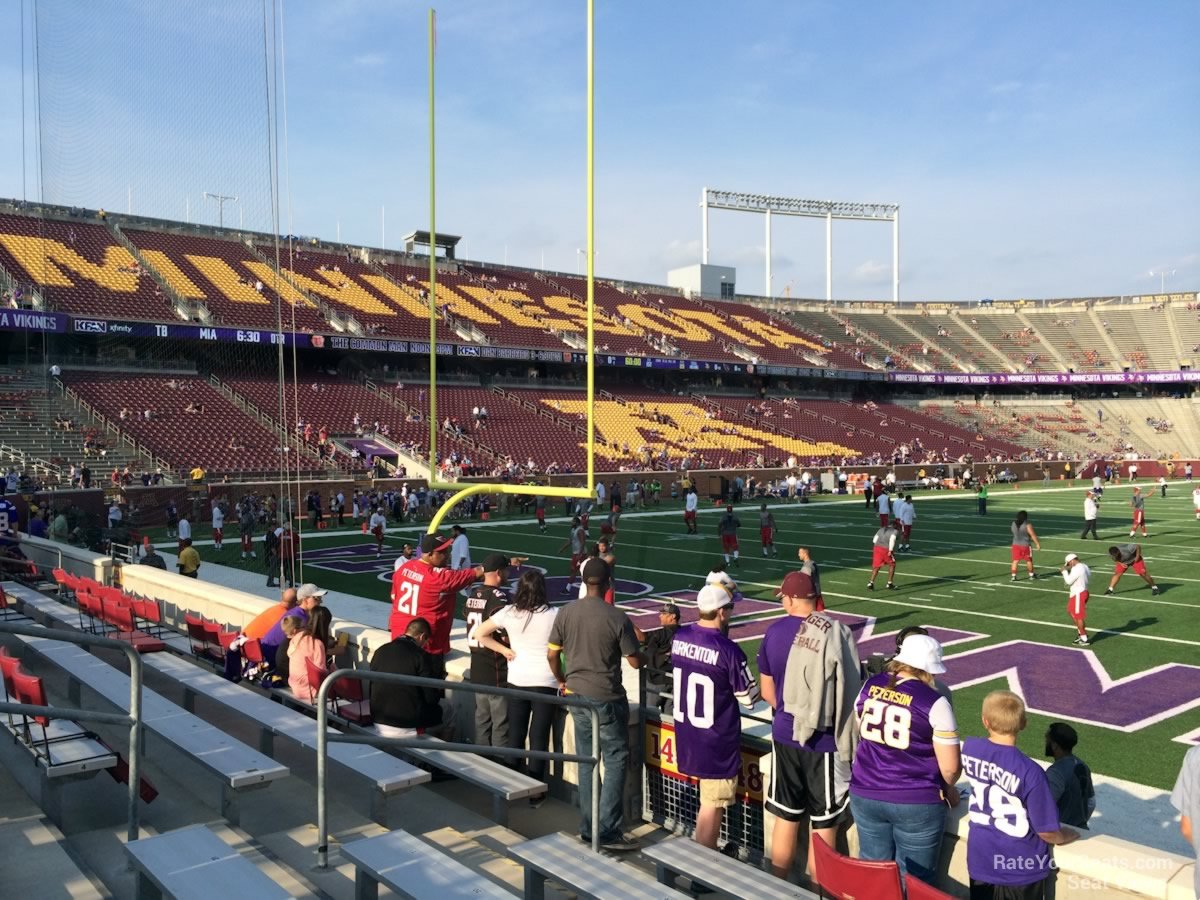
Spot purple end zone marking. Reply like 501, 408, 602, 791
944, 641, 1200, 730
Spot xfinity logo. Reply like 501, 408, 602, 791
108, 324, 134, 335
74, 319, 108, 334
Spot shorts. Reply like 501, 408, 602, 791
698, 777, 737, 809
721, 534, 739, 552
536, 509, 545, 521
212, 528, 223, 541
569, 553, 583, 573
760, 527, 774, 544
765, 742, 851, 826
683, 510, 696, 523
872, 546, 895, 568
879, 513, 890, 527
603, 586, 615, 605
1010, 545, 1032, 562
1114, 560, 1147, 576
611, 503, 620, 514
968, 877, 1052, 900
1068, 591, 1089, 619
372, 525, 384, 539
1132, 511, 1145, 525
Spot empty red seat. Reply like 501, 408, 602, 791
811, 833, 903, 900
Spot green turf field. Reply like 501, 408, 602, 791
192, 481, 1200, 791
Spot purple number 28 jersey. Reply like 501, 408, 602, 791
671, 624, 759, 780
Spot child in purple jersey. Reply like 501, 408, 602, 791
962, 691, 1078, 900
671, 584, 760, 850
849, 634, 961, 883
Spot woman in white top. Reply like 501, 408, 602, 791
470, 570, 558, 804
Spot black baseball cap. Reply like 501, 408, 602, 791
481, 552, 509, 573
660, 603, 681, 619
420, 533, 453, 553
581, 557, 611, 585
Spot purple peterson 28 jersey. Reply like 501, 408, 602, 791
671, 624, 759, 780
849, 672, 958, 805
962, 737, 1061, 887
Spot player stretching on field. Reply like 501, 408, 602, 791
557, 516, 588, 594
1105, 543, 1160, 595
1129, 487, 1149, 537
1061, 553, 1091, 645
867, 523, 899, 591
759, 503, 778, 557
717, 505, 741, 567
1010, 511, 1042, 581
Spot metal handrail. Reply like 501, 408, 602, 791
0, 620, 144, 844
315, 669, 603, 866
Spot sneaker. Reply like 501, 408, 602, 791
1151, 585, 1160, 595
1072, 635, 1089, 645
866, 582, 875, 591
1104, 588, 1114, 595
1129, 531, 1136, 537
1011, 575, 1017, 582
886, 582, 896, 590
600, 834, 641, 852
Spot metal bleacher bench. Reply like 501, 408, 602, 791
507, 832, 689, 900
125, 824, 291, 900
642, 836, 819, 898
5, 586, 288, 825
144, 651, 430, 826
340, 829, 515, 899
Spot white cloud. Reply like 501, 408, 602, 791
352, 52, 387, 67
852, 260, 892, 285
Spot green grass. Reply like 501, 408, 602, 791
186, 481, 1200, 791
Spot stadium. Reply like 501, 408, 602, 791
0, 2, 1196, 899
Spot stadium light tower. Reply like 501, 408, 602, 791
1150, 268, 1176, 295
203, 191, 237, 228
701, 188, 900, 302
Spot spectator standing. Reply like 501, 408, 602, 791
370, 619, 449, 738
472, 570, 559, 806
962, 691, 1078, 898
634, 603, 680, 713
760, 570, 852, 880
464, 555, 512, 750
1044, 722, 1095, 830
176, 539, 200, 578
1080, 492, 1100, 540
672, 584, 760, 849
849, 634, 960, 882
547, 558, 644, 851
140, 540, 167, 570
165, 501, 178, 538
1171, 745, 1200, 898
450, 524, 471, 570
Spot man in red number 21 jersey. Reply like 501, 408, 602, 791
390, 532, 525, 678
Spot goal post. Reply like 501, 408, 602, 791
427, 0, 597, 533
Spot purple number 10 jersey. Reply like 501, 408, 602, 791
671, 624, 759, 780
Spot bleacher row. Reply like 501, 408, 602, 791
7, 207, 1194, 375
54, 371, 1031, 476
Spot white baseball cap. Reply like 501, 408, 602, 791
696, 584, 734, 614
1064, 553, 1079, 564
894, 634, 947, 675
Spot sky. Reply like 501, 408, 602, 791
0, 0, 1197, 302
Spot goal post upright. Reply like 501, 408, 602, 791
427, 0, 596, 534
701, 189, 900, 302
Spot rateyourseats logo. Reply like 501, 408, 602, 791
74, 319, 108, 334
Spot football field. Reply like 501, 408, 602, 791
198, 481, 1200, 791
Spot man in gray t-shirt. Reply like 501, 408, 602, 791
1044, 722, 1095, 829
1172, 745, 1200, 897
548, 557, 643, 851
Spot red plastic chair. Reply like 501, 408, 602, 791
11, 670, 50, 753
811, 833, 903, 900
329, 673, 372, 725
303, 657, 328, 704
0, 647, 21, 726
184, 614, 209, 657
906, 877, 955, 900
131, 599, 165, 637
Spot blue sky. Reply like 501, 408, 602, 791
0, 1, 1197, 301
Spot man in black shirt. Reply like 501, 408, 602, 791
464, 553, 512, 749
636, 603, 680, 714
369, 618, 446, 737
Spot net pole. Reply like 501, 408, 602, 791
426, 7, 438, 479
585, 0, 594, 494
